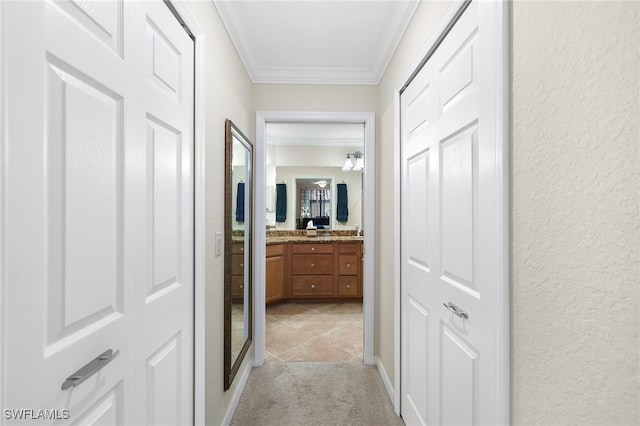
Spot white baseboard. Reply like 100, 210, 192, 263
222, 357, 254, 426
375, 355, 395, 403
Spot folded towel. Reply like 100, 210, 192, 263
276, 183, 287, 222
336, 183, 348, 222
236, 182, 245, 223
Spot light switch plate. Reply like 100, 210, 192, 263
215, 232, 223, 257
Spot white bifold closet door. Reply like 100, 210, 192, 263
400, 2, 506, 425
2, 1, 194, 424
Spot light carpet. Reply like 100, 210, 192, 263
231, 362, 405, 426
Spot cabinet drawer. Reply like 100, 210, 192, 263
338, 276, 358, 296
339, 243, 359, 254
292, 243, 333, 254
266, 244, 284, 257
232, 254, 245, 273
292, 276, 333, 296
292, 254, 333, 275
232, 275, 245, 297
232, 243, 245, 254
339, 255, 358, 275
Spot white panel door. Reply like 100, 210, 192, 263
400, 2, 504, 425
1, 1, 194, 424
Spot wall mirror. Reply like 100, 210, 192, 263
224, 119, 253, 390
265, 122, 364, 231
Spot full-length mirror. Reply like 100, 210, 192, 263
224, 119, 253, 390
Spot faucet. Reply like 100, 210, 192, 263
355, 224, 361, 237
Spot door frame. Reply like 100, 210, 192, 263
254, 111, 376, 366
165, 2, 206, 424
0, 1, 206, 423
393, 0, 510, 420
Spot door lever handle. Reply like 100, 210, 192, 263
443, 302, 469, 319
61, 349, 120, 390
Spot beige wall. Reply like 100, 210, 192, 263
185, 2, 254, 425
253, 84, 378, 113
511, 2, 639, 424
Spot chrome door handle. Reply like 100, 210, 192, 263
61, 349, 120, 390
443, 302, 468, 319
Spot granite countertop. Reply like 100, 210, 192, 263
231, 230, 363, 245
266, 235, 363, 245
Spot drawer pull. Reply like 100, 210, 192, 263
311, 284, 316, 289
311, 247, 315, 252
311, 263, 315, 267
347, 263, 351, 268
240, 284, 244, 289
240, 263, 243, 268
346, 284, 351, 288
240, 247, 244, 252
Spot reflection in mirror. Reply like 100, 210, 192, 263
224, 119, 253, 390
296, 178, 332, 229
265, 122, 364, 231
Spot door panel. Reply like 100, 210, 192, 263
2, 1, 194, 424
401, 2, 503, 425
440, 325, 478, 426
71, 383, 123, 426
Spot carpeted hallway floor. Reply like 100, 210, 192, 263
231, 362, 405, 426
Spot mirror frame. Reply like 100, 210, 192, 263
224, 119, 253, 390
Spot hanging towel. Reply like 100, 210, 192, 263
336, 183, 348, 222
235, 182, 245, 223
276, 183, 287, 222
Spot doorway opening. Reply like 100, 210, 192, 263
255, 111, 376, 367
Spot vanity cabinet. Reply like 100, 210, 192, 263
291, 243, 334, 297
266, 244, 286, 304
287, 241, 362, 300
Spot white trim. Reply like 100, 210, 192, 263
0, 0, 5, 412
495, 1, 511, 423
392, 88, 401, 416
221, 357, 254, 426
376, 356, 395, 404
393, 0, 510, 419
255, 111, 376, 366
165, 2, 206, 424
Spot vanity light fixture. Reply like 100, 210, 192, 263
342, 151, 363, 172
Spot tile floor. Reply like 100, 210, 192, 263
265, 302, 363, 363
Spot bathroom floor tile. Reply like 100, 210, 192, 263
265, 301, 363, 362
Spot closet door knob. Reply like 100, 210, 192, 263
240, 285, 244, 289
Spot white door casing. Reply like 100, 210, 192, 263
1, 1, 194, 424
400, 1, 509, 425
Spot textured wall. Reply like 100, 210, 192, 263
511, 2, 639, 424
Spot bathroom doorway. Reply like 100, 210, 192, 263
255, 111, 376, 366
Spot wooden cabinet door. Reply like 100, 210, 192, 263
266, 255, 285, 303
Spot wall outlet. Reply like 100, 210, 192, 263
215, 232, 223, 257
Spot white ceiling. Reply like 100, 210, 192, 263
213, 0, 420, 85
266, 122, 364, 147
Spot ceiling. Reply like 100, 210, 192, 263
213, 0, 420, 85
